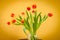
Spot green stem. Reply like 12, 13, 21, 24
29, 28, 36, 40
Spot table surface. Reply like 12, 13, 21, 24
19, 39, 42, 40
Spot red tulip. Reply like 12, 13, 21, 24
21, 12, 25, 15
7, 22, 10, 25
32, 10, 35, 13
12, 19, 16, 23
48, 13, 53, 17
21, 20, 24, 24
11, 13, 15, 17
27, 7, 31, 11
32, 4, 37, 9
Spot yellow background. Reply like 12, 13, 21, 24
0, 0, 60, 40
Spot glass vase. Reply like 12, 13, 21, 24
28, 34, 37, 40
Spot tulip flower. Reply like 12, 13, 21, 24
21, 12, 25, 15
7, 22, 10, 25
32, 10, 35, 13
12, 19, 16, 23
27, 7, 31, 11
32, 4, 37, 9
48, 13, 53, 17
21, 20, 24, 23
11, 13, 15, 17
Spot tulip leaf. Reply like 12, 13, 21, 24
30, 12, 33, 27
14, 21, 22, 25
14, 23, 21, 25
26, 11, 29, 18
33, 11, 38, 33
23, 19, 30, 31
42, 15, 48, 22
39, 12, 42, 24
19, 15, 22, 20
24, 22, 30, 30
33, 12, 42, 33
16, 18, 20, 21
23, 27, 27, 35
36, 12, 42, 31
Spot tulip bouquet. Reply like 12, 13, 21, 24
7, 4, 53, 40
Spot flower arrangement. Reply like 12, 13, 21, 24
7, 4, 53, 40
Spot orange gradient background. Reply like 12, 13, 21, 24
0, 0, 60, 40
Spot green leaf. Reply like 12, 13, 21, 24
25, 19, 30, 28
33, 22, 37, 33
33, 11, 38, 33
39, 12, 42, 24
34, 11, 37, 22
33, 12, 42, 33
26, 11, 29, 18
35, 12, 42, 31
19, 15, 22, 20
26, 11, 29, 23
14, 21, 22, 25
14, 23, 21, 25
16, 18, 20, 21
23, 19, 30, 31
36, 12, 42, 23
30, 13, 33, 26
42, 15, 48, 22
30, 13, 32, 21
24, 22, 29, 30
37, 12, 42, 19
23, 27, 27, 35
26, 17, 29, 22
